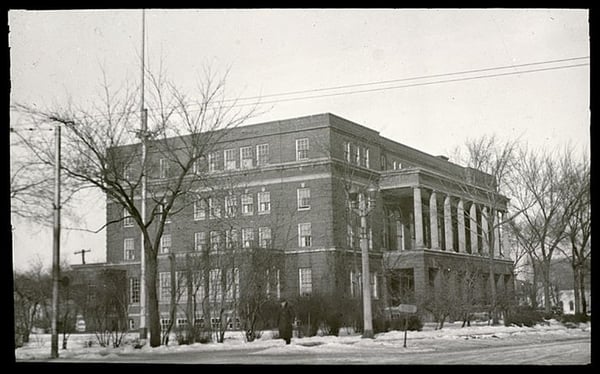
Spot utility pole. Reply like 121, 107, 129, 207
139, 8, 148, 342
50, 124, 61, 358
74, 249, 91, 265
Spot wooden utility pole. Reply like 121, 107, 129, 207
50, 124, 61, 358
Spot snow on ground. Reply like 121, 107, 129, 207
14, 319, 591, 361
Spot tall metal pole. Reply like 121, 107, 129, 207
139, 8, 148, 341
360, 195, 374, 338
50, 124, 61, 358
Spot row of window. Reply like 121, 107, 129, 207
128, 267, 378, 305
343, 141, 370, 168
123, 223, 310, 260
123, 187, 311, 227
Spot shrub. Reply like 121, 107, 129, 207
373, 315, 423, 333
504, 306, 545, 327
561, 313, 590, 324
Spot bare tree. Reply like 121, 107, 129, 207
11, 65, 259, 347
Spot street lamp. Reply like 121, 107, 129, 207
349, 184, 377, 339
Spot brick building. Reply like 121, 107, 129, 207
79, 112, 515, 330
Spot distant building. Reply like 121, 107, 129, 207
76, 113, 515, 329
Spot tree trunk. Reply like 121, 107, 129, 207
572, 260, 581, 315
578, 267, 587, 315
542, 260, 552, 315
145, 246, 161, 347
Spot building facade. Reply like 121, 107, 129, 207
78, 113, 515, 330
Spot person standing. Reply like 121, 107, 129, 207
277, 300, 293, 344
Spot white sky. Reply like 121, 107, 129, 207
8, 8, 590, 271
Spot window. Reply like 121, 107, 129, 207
393, 160, 397, 170
242, 228, 254, 248
226, 268, 240, 301
123, 208, 134, 227
194, 199, 206, 220
226, 229, 238, 249
159, 158, 170, 179
210, 231, 221, 252
160, 234, 171, 254
160, 318, 171, 331
256, 144, 269, 166
124, 238, 135, 261
192, 272, 205, 301
209, 197, 221, 218
347, 224, 354, 248
368, 228, 373, 250
159, 272, 171, 301
124, 165, 133, 181
209, 269, 222, 301
194, 232, 206, 252
157, 201, 171, 223
299, 267, 312, 296
380, 154, 387, 170
177, 271, 188, 301
371, 272, 378, 299
344, 141, 351, 162
298, 223, 312, 247
259, 227, 272, 248
350, 271, 361, 297
297, 188, 311, 210
129, 277, 140, 304
354, 145, 360, 165
177, 319, 188, 329
296, 138, 309, 160
240, 146, 253, 168
224, 149, 237, 170
129, 319, 135, 330
225, 195, 237, 217
569, 300, 574, 311
364, 147, 370, 168
241, 193, 254, 215
208, 151, 220, 172
258, 191, 271, 214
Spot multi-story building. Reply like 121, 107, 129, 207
75, 112, 515, 330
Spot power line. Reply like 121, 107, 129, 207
9, 56, 589, 123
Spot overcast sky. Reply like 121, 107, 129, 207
9, 8, 590, 271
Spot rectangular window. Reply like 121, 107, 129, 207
298, 223, 312, 247
350, 271, 361, 297
160, 318, 171, 331
371, 272, 378, 299
194, 199, 206, 220
124, 238, 135, 261
160, 234, 171, 254
177, 271, 188, 301
344, 141, 351, 162
224, 149, 237, 170
380, 154, 387, 170
209, 269, 222, 301
226, 229, 238, 249
159, 158, 170, 179
347, 224, 354, 248
242, 228, 254, 248
177, 318, 188, 328
299, 267, 313, 296
123, 208, 134, 227
354, 145, 360, 165
208, 151, 220, 172
297, 187, 311, 210
129, 277, 140, 304
364, 147, 370, 168
296, 138, 309, 160
210, 231, 221, 252
225, 195, 237, 217
256, 144, 269, 166
194, 232, 206, 252
226, 268, 240, 301
259, 227, 272, 248
209, 197, 221, 219
241, 193, 254, 215
159, 272, 171, 301
192, 271, 205, 302
257, 191, 271, 214
157, 201, 171, 223
240, 146, 254, 169
368, 228, 373, 250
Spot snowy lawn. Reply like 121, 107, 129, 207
14, 319, 591, 361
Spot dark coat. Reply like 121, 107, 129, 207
277, 303, 293, 340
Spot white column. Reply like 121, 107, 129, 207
444, 196, 453, 251
429, 192, 439, 249
500, 211, 507, 258
470, 203, 478, 254
482, 206, 489, 255
413, 187, 424, 248
457, 199, 466, 253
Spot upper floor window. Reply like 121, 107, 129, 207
225, 194, 237, 217
226, 229, 238, 249
371, 272, 379, 299
224, 149, 237, 170
297, 187, 311, 210
159, 272, 171, 301
124, 238, 135, 261
354, 145, 360, 165
210, 231, 221, 252
240, 146, 254, 169
364, 147, 370, 168
208, 151, 221, 172
241, 193, 254, 215
257, 191, 271, 214
298, 223, 312, 247
256, 144, 269, 166
380, 154, 387, 170
299, 267, 313, 296
157, 200, 171, 223
259, 227, 272, 248
242, 228, 255, 248
194, 232, 206, 252
209, 197, 221, 219
160, 234, 171, 254
129, 277, 140, 304
194, 199, 206, 220
159, 159, 170, 179
344, 141, 351, 162
296, 138, 309, 161
123, 208, 134, 227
